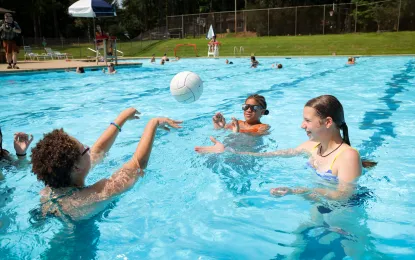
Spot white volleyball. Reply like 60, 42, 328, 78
170, 71, 203, 103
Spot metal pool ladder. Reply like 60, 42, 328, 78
234, 46, 244, 56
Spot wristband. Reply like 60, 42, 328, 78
110, 122, 122, 132
16, 152, 26, 157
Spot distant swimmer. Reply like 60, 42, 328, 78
250, 56, 259, 68
103, 63, 117, 74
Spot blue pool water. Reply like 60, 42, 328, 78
1, 57, 414, 259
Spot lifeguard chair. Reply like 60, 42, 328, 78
208, 42, 220, 58
95, 35, 118, 65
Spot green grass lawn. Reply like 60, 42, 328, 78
143, 32, 415, 57
18, 32, 415, 60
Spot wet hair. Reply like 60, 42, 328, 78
251, 56, 256, 61
348, 57, 353, 62
305, 95, 377, 168
0, 127, 4, 159
246, 94, 269, 115
277, 64, 283, 69
31, 129, 81, 188
0, 127, 3, 157
0, 127, 10, 161
109, 63, 114, 67
77, 67, 85, 73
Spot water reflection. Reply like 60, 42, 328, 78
204, 134, 276, 195
273, 187, 387, 259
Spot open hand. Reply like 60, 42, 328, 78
194, 136, 225, 154
14, 132, 34, 154
212, 112, 226, 129
157, 118, 183, 131
230, 117, 240, 133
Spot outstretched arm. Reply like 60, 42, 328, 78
91, 118, 182, 198
90, 108, 140, 166
235, 148, 307, 158
195, 137, 313, 158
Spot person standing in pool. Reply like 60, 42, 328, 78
211, 94, 270, 135
250, 56, 259, 68
162, 53, 169, 61
195, 95, 376, 200
31, 108, 182, 220
103, 63, 116, 74
347, 57, 355, 65
76, 67, 85, 73
150, 54, 156, 63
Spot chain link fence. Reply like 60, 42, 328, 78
167, 0, 413, 38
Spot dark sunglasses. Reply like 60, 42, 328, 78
81, 145, 90, 156
242, 104, 263, 112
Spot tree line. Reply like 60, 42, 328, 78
0, 0, 413, 40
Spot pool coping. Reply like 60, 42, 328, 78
0, 62, 143, 75
1, 54, 413, 75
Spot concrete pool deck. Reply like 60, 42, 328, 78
0, 58, 142, 74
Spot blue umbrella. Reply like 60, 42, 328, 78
68, 0, 116, 18
68, 0, 117, 64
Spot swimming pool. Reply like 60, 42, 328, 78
1, 57, 414, 259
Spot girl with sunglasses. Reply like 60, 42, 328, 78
30, 108, 182, 220
196, 95, 376, 200
211, 94, 270, 135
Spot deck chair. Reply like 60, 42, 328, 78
44, 47, 72, 59
23, 46, 50, 61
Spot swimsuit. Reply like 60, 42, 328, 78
42, 188, 78, 220
236, 120, 268, 134
308, 143, 350, 182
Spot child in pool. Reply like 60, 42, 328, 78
212, 94, 270, 135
